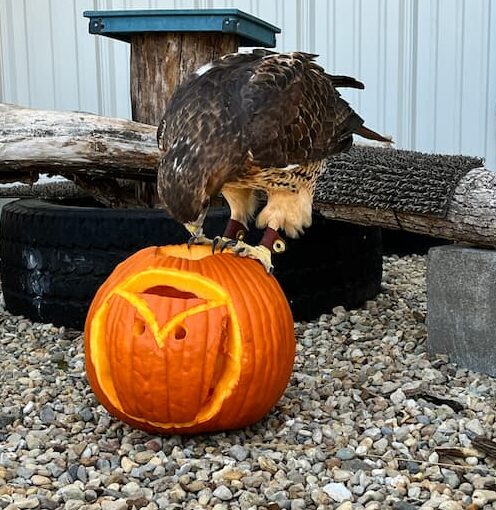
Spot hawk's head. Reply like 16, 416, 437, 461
157, 148, 212, 224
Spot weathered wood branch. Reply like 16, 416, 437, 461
1, 102, 496, 247
314, 168, 496, 248
0, 103, 159, 181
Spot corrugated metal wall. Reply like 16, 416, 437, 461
1, 0, 495, 168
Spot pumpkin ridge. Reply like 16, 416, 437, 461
209, 254, 256, 423
231, 255, 269, 420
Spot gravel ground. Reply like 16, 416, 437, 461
2, 255, 496, 510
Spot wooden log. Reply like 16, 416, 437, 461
314, 167, 496, 248
0, 103, 159, 181
130, 33, 238, 126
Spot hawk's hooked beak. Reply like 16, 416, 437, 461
185, 198, 210, 237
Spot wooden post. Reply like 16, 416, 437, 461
129, 33, 238, 205
130, 33, 238, 126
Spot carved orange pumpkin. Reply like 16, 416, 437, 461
84, 244, 295, 434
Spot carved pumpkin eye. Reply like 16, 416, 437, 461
85, 244, 295, 435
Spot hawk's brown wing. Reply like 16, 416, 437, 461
239, 52, 365, 168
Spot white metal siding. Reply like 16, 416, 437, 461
1, 0, 495, 168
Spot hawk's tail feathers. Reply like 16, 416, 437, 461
356, 125, 394, 144
329, 75, 365, 90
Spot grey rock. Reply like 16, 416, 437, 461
405, 461, 420, 474
83, 491, 97, 503
0, 411, 18, 429
36, 496, 59, 510
59, 485, 85, 502
441, 468, 460, 488
392, 502, 419, 510
336, 448, 355, 460
100, 501, 128, 510
342, 459, 373, 472
39, 405, 55, 424
322, 483, 352, 503
212, 485, 233, 501
290, 499, 306, 510
229, 444, 249, 462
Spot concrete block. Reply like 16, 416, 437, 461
427, 245, 496, 376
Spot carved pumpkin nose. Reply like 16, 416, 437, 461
85, 244, 295, 435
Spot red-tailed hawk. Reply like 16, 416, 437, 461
157, 49, 390, 271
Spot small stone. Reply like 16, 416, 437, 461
122, 482, 141, 496
392, 502, 419, 510
332, 469, 352, 482
442, 469, 460, 488
26, 432, 45, 450
14, 499, 39, 509
405, 461, 421, 474
363, 427, 382, 440
0, 412, 18, 429
229, 445, 249, 462
185, 480, 205, 493
258, 456, 278, 474
343, 459, 372, 473
144, 438, 162, 452
169, 483, 187, 503
64, 501, 85, 510
459, 482, 473, 494
100, 501, 128, 510
439, 502, 463, 510
212, 485, 233, 501
76, 407, 93, 422
472, 489, 496, 506
322, 483, 352, 503
336, 502, 353, 510
336, 448, 355, 461
465, 419, 485, 436
39, 405, 55, 424
59, 486, 85, 502
134, 451, 155, 464
84, 490, 98, 503
31, 475, 52, 486
36, 497, 59, 510
125, 496, 148, 509
198, 488, 212, 506
121, 457, 138, 473
289, 499, 306, 510
390, 388, 406, 404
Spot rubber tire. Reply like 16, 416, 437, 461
0, 198, 382, 328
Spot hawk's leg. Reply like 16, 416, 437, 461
231, 228, 286, 273
212, 186, 257, 252
256, 187, 313, 238
232, 187, 312, 272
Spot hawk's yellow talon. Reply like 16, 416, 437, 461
229, 241, 274, 273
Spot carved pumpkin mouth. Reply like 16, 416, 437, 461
88, 262, 242, 429
145, 285, 198, 300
